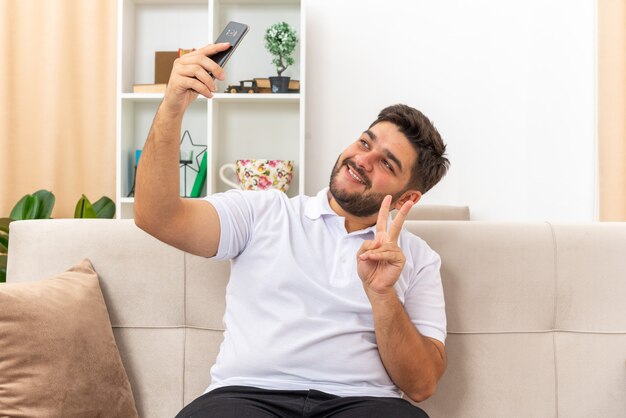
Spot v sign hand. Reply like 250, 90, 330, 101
355, 195, 446, 402
357, 195, 414, 299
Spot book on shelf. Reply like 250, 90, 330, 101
132, 84, 166, 93
155, 50, 194, 85
155, 51, 178, 84
190, 152, 207, 198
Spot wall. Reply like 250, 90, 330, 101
0, 0, 599, 221
305, 0, 597, 221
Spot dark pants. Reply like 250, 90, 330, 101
175, 386, 429, 418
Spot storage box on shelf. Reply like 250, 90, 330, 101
116, 0, 306, 219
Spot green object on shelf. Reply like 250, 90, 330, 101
190, 152, 207, 198
265, 21, 297, 77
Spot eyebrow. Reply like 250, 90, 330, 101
363, 130, 404, 172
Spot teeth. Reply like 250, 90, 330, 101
348, 167, 366, 184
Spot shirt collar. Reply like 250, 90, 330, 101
304, 187, 336, 220
304, 188, 380, 236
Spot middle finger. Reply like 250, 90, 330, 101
389, 200, 414, 243
376, 195, 392, 237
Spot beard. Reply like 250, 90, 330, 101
328, 155, 404, 217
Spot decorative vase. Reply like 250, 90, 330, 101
269, 76, 290, 93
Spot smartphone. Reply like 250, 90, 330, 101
209, 21, 249, 77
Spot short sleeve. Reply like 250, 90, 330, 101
402, 240, 447, 344
205, 190, 256, 259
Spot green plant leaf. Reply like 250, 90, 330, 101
0, 217, 12, 234
29, 197, 41, 220
9, 195, 28, 220
0, 255, 7, 283
92, 196, 115, 219
74, 195, 97, 218
10, 194, 36, 220
33, 190, 55, 219
0, 233, 8, 253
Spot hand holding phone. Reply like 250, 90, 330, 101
160, 22, 248, 113
209, 21, 249, 78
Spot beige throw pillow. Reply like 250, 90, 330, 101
0, 259, 138, 418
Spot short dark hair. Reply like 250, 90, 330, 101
369, 104, 449, 194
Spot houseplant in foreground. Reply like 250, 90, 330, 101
264, 21, 298, 93
0, 190, 115, 282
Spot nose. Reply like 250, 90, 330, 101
353, 152, 374, 172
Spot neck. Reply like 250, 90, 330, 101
328, 192, 378, 233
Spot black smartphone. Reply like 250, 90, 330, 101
209, 21, 249, 77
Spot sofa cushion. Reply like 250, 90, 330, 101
0, 259, 138, 417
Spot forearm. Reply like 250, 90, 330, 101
132, 43, 230, 256
368, 291, 446, 402
134, 104, 184, 228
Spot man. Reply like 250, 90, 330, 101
135, 42, 450, 418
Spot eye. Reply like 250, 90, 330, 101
359, 139, 370, 149
383, 160, 394, 173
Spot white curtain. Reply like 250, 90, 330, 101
598, 0, 626, 221
0, 0, 117, 218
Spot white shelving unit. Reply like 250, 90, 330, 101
116, 0, 305, 219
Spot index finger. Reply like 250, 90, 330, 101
376, 195, 393, 237
388, 200, 414, 243
195, 42, 231, 57
195, 43, 232, 79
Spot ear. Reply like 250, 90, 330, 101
393, 190, 422, 210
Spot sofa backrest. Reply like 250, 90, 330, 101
404, 204, 470, 220
6, 219, 626, 418
413, 222, 626, 417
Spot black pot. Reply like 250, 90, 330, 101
269, 76, 290, 93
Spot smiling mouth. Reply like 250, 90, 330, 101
345, 162, 369, 186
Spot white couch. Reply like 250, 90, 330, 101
6, 219, 626, 417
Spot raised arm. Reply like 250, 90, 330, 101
357, 195, 447, 402
134, 43, 231, 258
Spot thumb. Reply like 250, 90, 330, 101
357, 238, 384, 261
357, 239, 377, 257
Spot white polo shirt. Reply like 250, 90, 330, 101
205, 188, 446, 398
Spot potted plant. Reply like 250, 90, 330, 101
0, 190, 115, 282
264, 22, 298, 93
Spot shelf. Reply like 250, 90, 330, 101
121, 93, 208, 102
213, 93, 300, 102
121, 93, 300, 102
117, 0, 305, 218
121, 93, 167, 101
